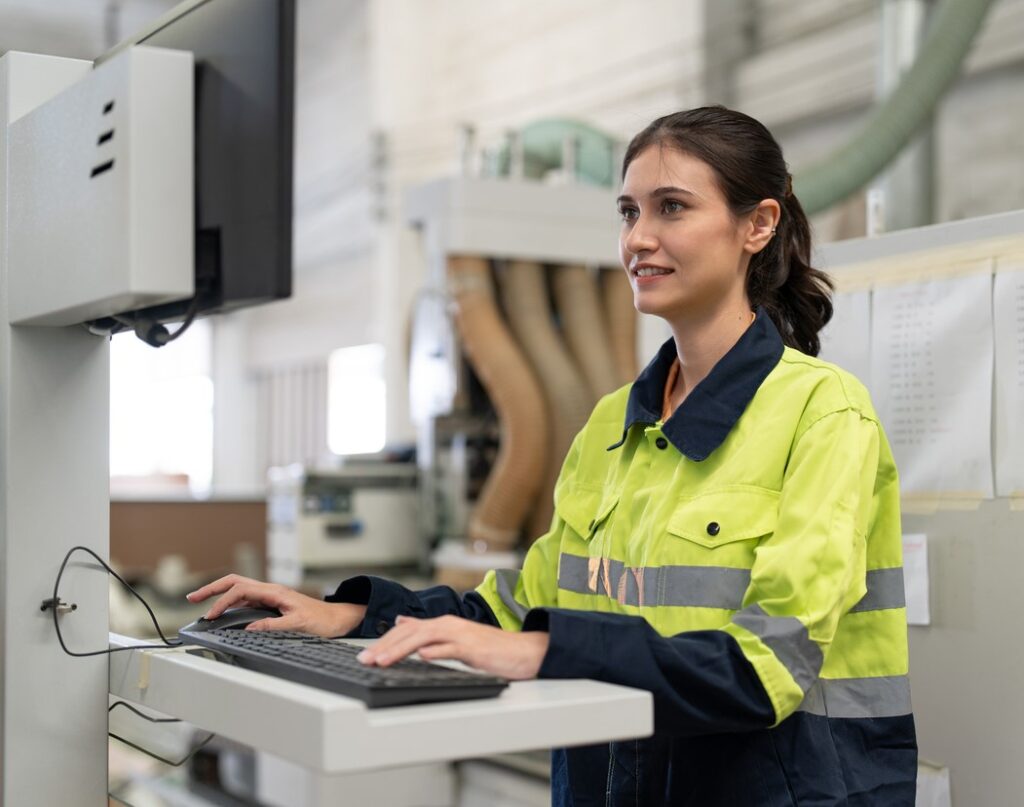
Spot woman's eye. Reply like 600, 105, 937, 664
618, 206, 638, 222
661, 199, 687, 214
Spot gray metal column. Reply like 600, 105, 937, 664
702, 0, 753, 106
871, 0, 937, 233
0, 53, 110, 805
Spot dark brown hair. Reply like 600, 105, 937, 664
622, 106, 833, 356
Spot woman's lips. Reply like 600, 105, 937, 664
632, 265, 674, 286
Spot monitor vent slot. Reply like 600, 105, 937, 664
90, 159, 115, 178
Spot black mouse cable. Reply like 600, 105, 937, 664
108, 700, 216, 767
49, 545, 185, 656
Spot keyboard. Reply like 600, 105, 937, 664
177, 627, 509, 708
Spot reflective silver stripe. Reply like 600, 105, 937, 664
558, 556, 903, 614
850, 567, 906, 613
493, 568, 528, 621
657, 565, 750, 610
732, 604, 823, 693
557, 553, 750, 609
797, 675, 912, 719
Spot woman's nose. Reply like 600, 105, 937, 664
623, 217, 658, 255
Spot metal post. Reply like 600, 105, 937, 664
871, 0, 937, 233
0, 53, 110, 805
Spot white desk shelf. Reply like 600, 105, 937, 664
109, 633, 653, 774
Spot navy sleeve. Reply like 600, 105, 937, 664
522, 608, 775, 736
326, 575, 500, 638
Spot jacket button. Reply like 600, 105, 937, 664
374, 619, 390, 636
706, 522, 720, 536
655, 437, 669, 450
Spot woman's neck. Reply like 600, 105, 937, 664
668, 304, 755, 404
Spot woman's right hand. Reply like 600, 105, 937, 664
186, 574, 367, 638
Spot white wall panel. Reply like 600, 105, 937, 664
936, 64, 1024, 222
756, 0, 874, 50
962, 0, 1024, 75
373, 0, 704, 180
292, 0, 375, 272
736, 12, 876, 127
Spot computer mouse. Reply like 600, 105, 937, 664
180, 606, 283, 634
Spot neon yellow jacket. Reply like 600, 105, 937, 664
474, 312, 917, 803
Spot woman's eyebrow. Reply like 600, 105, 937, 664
616, 186, 698, 205
651, 186, 698, 198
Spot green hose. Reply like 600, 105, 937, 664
795, 0, 997, 214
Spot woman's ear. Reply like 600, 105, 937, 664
744, 199, 781, 255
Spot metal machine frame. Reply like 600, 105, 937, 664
0, 48, 193, 805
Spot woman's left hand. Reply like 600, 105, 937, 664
356, 614, 549, 680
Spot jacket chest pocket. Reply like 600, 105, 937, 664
556, 486, 619, 543
659, 488, 779, 610
555, 487, 624, 600
667, 487, 779, 553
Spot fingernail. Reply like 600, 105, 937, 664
357, 650, 370, 663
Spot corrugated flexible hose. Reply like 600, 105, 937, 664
498, 260, 595, 542
552, 264, 620, 401
447, 256, 548, 551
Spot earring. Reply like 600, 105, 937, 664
770, 227, 777, 234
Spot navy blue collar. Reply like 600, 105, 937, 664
608, 309, 785, 461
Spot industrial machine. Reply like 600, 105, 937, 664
267, 463, 420, 586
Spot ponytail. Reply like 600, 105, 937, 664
748, 187, 833, 356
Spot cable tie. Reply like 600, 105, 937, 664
40, 597, 77, 614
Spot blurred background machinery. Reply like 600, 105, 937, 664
267, 461, 420, 589
405, 141, 648, 590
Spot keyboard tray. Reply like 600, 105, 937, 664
177, 628, 508, 708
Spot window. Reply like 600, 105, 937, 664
109, 321, 213, 496
327, 343, 386, 455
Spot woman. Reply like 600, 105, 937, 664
189, 107, 917, 805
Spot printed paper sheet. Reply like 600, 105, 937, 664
870, 270, 994, 499
819, 290, 871, 386
993, 259, 1024, 497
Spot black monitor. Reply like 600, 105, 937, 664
92, 0, 295, 345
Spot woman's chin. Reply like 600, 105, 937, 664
633, 294, 679, 319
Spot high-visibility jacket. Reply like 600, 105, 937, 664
329, 310, 917, 806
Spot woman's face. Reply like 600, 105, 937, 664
617, 145, 758, 323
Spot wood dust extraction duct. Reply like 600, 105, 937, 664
407, 170, 632, 586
